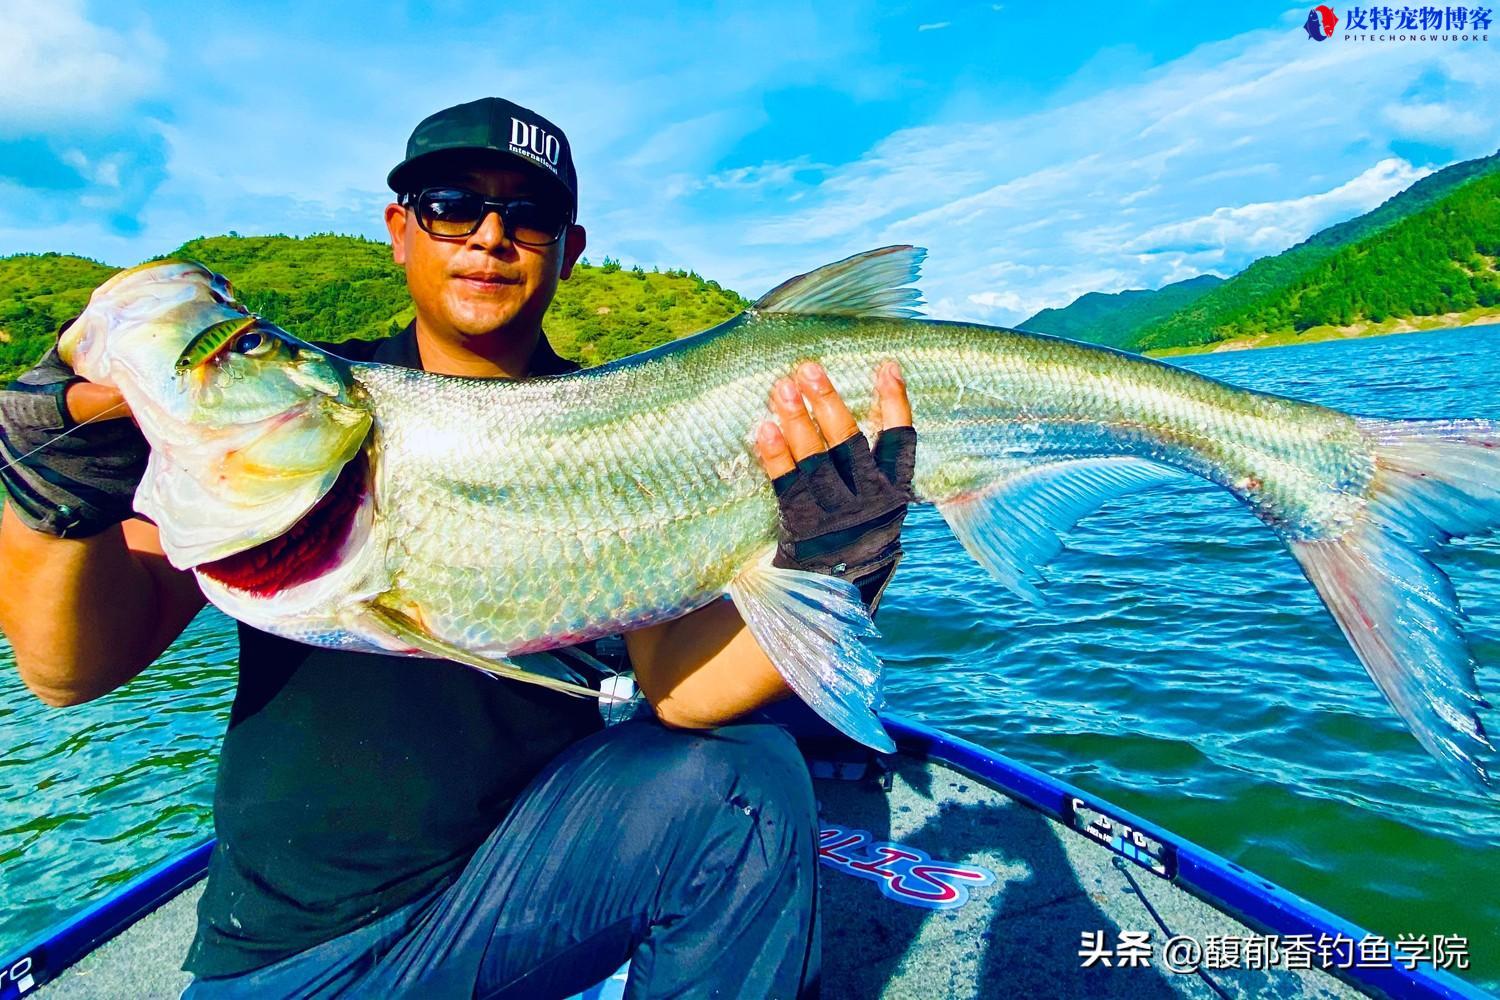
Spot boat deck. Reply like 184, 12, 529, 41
32, 748, 1366, 999
34, 881, 201, 1000
815, 754, 1359, 999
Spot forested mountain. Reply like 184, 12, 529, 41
0, 254, 117, 376
0, 235, 749, 381
1140, 173, 1500, 351
1019, 274, 1223, 348
1134, 149, 1500, 351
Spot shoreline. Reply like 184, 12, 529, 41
1145, 306, 1500, 358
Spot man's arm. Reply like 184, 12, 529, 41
624, 597, 790, 729
0, 377, 206, 706
629, 361, 912, 729
0, 507, 208, 705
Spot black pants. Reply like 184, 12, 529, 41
181, 718, 821, 999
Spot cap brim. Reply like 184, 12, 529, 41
387, 148, 574, 212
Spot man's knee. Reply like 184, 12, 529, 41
619, 721, 816, 924
598, 723, 821, 998
620, 719, 814, 828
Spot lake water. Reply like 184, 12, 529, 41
1, 325, 1497, 990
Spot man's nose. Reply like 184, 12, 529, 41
467, 210, 512, 251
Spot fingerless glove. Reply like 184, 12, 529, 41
0, 327, 148, 538
770, 426, 916, 613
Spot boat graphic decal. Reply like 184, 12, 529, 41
1, 954, 36, 998
818, 824, 996, 909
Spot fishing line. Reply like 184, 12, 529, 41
1111, 855, 1234, 1000
0, 400, 131, 476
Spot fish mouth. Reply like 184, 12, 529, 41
197, 451, 369, 597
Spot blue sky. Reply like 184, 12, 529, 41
0, 0, 1495, 324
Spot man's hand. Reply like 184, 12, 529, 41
0, 325, 202, 709
0, 337, 145, 538
754, 360, 916, 612
629, 361, 915, 729
65, 381, 132, 425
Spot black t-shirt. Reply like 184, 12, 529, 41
183, 326, 608, 979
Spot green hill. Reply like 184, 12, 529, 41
1019, 274, 1223, 348
1140, 172, 1500, 351
1134, 148, 1500, 351
0, 234, 750, 381
0, 253, 118, 374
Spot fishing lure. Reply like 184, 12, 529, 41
174, 316, 263, 378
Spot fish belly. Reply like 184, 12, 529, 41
357, 364, 779, 654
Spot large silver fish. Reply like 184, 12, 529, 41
58, 247, 1498, 787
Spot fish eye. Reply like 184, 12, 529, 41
234, 332, 276, 357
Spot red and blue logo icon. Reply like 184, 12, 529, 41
1304, 4, 1340, 38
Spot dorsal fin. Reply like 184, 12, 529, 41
752, 245, 926, 318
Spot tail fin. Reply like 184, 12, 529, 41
1288, 418, 1498, 789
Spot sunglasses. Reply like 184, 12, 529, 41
404, 187, 571, 246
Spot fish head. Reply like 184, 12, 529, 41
60, 259, 373, 568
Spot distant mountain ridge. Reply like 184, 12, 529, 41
1134, 148, 1500, 351
1137, 170, 1500, 351
0, 235, 749, 381
1019, 274, 1223, 348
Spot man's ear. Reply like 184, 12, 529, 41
559, 224, 587, 280
385, 203, 408, 265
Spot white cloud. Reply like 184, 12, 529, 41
673, 24, 1500, 324
60, 149, 126, 189
918, 21, 951, 31
1382, 101, 1489, 141
967, 290, 1024, 310
686, 158, 829, 195
956, 263, 1133, 325
1119, 184, 1161, 206
0, 0, 162, 133
92, 2, 886, 270
4, 2, 1498, 336
1125, 158, 1432, 259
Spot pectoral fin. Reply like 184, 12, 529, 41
364, 603, 605, 700
727, 551, 893, 753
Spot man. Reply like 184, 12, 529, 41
0, 97, 915, 997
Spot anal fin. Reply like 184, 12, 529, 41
938, 456, 1184, 603
364, 603, 608, 700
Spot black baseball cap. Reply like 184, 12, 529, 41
387, 97, 578, 219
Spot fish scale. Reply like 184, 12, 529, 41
58, 246, 1500, 789
361, 313, 1373, 658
